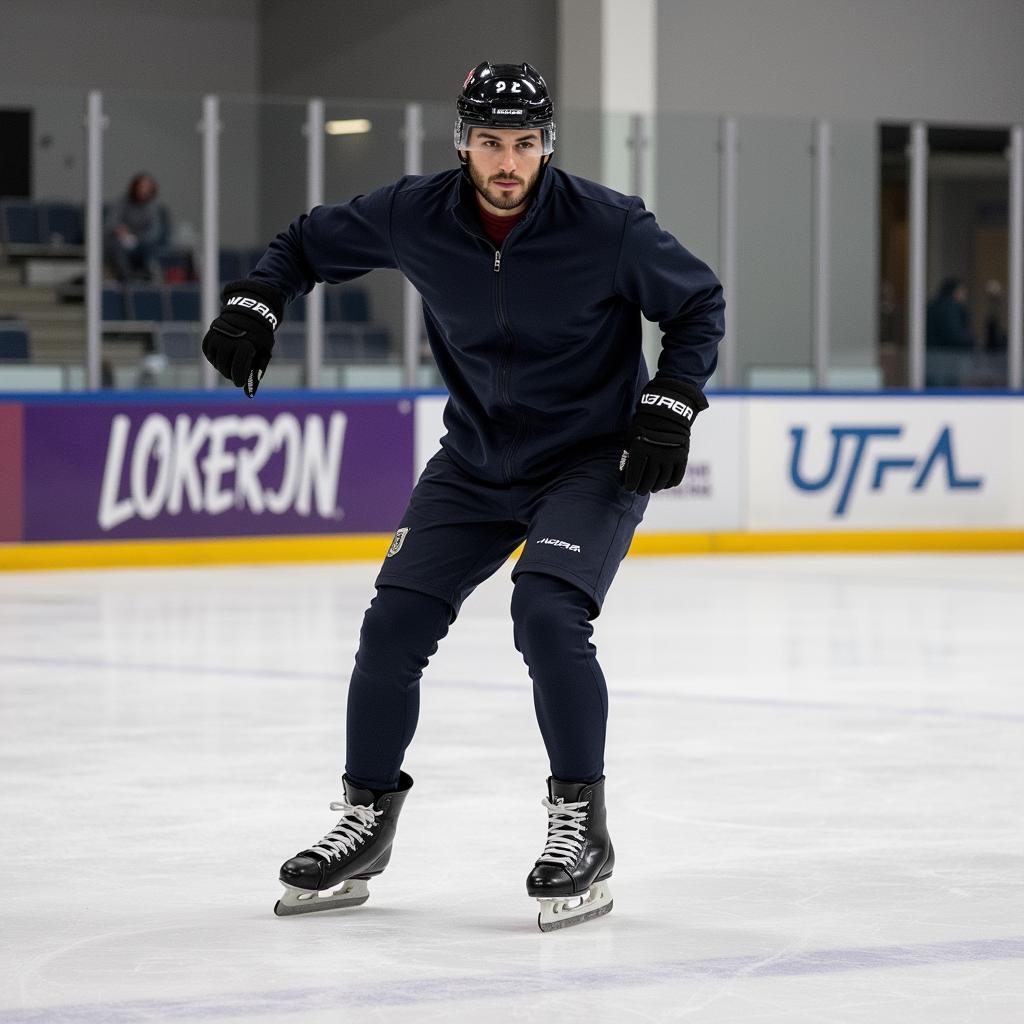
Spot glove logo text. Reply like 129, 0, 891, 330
226, 295, 279, 329
640, 393, 694, 421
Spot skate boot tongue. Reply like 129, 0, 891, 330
547, 777, 593, 803
342, 776, 377, 807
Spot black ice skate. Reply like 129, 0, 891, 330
526, 776, 614, 932
274, 771, 412, 917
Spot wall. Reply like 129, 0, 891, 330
258, 0, 557, 102
655, 0, 1024, 123
0, 0, 261, 244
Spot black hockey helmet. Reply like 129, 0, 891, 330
455, 61, 556, 154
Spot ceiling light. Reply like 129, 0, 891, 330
325, 119, 372, 136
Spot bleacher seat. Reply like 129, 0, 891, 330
102, 287, 127, 320
155, 323, 201, 362
126, 286, 165, 321
157, 251, 193, 282
40, 202, 84, 246
0, 200, 42, 249
218, 249, 244, 283
274, 325, 307, 361
324, 330, 358, 363
0, 320, 30, 361
328, 286, 370, 323
167, 284, 200, 321
363, 328, 391, 360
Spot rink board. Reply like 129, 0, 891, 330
1, 390, 1023, 567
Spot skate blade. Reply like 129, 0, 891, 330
537, 880, 613, 932
273, 878, 370, 917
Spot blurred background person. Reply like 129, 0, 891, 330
104, 172, 164, 282
925, 276, 973, 387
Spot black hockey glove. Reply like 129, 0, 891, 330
201, 278, 284, 397
620, 375, 709, 495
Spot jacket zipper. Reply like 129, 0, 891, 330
492, 246, 523, 483
453, 212, 523, 483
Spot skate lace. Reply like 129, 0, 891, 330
307, 801, 382, 862
537, 797, 588, 867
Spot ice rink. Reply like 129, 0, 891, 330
2, 552, 1023, 1023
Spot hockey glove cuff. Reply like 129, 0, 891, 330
620, 375, 708, 495
201, 278, 285, 397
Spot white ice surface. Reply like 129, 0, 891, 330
1, 554, 1023, 1023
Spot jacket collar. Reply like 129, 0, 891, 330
447, 162, 555, 230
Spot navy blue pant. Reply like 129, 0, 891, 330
345, 446, 647, 791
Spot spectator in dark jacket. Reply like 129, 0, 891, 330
104, 173, 162, 282
926, 277, 972, 387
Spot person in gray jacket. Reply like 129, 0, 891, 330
104, 173, 162, 282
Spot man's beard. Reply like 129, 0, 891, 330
466, 159, 542, 211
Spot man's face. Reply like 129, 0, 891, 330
461, 128, 546, 215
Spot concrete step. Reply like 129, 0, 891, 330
30, 341, 145, 367
0, 284, 59, 308
15, 306, 86, 326
25, 324, 89, 346
0, 265, 22, 286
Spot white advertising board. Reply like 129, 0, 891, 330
747, 397, 1019, 530
638, 397, 744, 532
414, 394, 448, 478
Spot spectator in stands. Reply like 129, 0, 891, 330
926, 276, 973, 387
983, 279, 1007, 353
104, 173, 162, 282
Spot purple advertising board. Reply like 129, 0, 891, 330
19, 396, 415, 542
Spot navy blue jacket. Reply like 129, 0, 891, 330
253, 166, 724, 483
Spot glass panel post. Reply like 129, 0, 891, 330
85, 90, 104, 391
1009, 124, 1023, 391
403, 102, 423, 389
305, 98, 325, 389
200, 95, 220, 390
718, 117, 738, 388
812, 119, 832, 389
907, 121, 928, 390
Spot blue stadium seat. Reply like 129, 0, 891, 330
157, 250, 192, 281
324, 328, 359, 363
0, 199, 42, 247
126, 286, 165, 321
155, 323, 201, 362
362, 328, 391, 360
167, 284, 201, 321
218, 249, 244, 283
0, 320, 30, 360
274, 325, 307, 361
102, 287, 126, 320
330, 287, 370, 323
40, 202, 84, 246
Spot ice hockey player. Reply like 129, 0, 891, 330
201, 61, 724, 931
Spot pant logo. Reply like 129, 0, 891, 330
387, 527, 410, 557
536, 537, 582, 553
